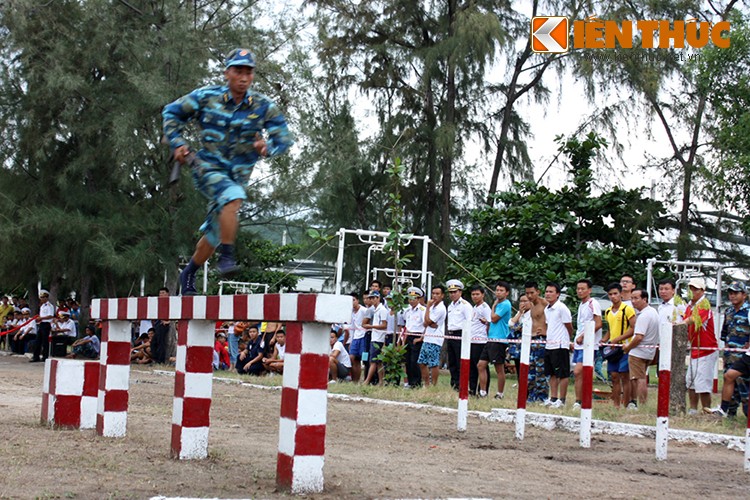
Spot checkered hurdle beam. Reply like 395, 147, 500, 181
90, 293, 350, 494
41, 358, 99, 429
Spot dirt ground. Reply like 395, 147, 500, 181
0, 354, 747, 499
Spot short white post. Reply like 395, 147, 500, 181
579, 320, 594, 448
515, 329, 531, 440
457, 320, 471, 432
656, 322, 672, 461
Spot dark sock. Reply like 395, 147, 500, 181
184, 258, 199, 275
218, 243, 234, 259
551, 397, 558, 402
575, 400, 581, 405
560, 398, 566, 404
721, 400, 731, 412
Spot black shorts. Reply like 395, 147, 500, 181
544, 348, 570, 379
730, 354, 750, 378
479, 342, 507, 365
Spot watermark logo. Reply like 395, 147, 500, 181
531, 17, 569, 53
530, 16, 731, 51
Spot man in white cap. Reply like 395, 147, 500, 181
402, 286, 426, 388
445, 279, 473, 390
683, 277, 718, 414
31, 290, 55, 362
51, 310, 77, 357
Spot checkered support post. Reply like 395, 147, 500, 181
171, 320, 215, 459
276, 322, 330, 494
41, 358, 100, 429
579, 321, 595, 449
97, 320, 131, 437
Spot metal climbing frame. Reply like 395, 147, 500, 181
334, 228, 432, 295
218, 280, 270, 295
370, 267, 434, 295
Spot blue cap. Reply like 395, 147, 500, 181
369, 290, 381, 298
225, 48, 256, 69
729, 281, 747, 293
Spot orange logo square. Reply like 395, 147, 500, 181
531, 17, 569, 53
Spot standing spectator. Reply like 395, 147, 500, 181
478, 281, 512, 399
508, 294, 532, 381
469, 285, 491, 396
603, 282, 636, 408
402, 287, 426, 388
32, 290, 55, 363
418, 284, 447, 386
683, 277, 718, 414
329, 330, 352, 382
623, 288, 660, 407
360, 291, 376, 382
362, 291, 388, 386
346, 292, 367, 383
229, 320, 248, 369
164, 48, 293, 295
67, 325, 101, 360
524, 282, 549, 402
657, 278, 684, 324
66, 298, 81, 324
572, 279, 603, 409
620, 274, 636, 306
543, 282, 573, 408
445, 279, 473, 390
714, 281, 750, 416
150, 287, 172, 364
237, 325, 264, 375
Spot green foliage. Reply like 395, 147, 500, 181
375, 343, 407, 386
451, 132, 670, 290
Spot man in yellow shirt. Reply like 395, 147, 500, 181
603, 283, 637, 408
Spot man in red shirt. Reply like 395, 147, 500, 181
683, 277, 718, 414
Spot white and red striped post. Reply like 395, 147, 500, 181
96, 320, 131, 437
277, 322, 330, 493
41, 358, 99, 429
745, 403, 750, 472
515, 328, 531, 440
172, 320, 215, 459
579, 320, 595, 448
457, 319, 471, 432
656, 322, 673, 461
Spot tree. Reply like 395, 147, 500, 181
451, 132, 669, 288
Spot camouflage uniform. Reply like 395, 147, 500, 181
163, 86, 292, 246
721, 302, 750, 415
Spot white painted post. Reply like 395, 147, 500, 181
579, 320, 595, 448
656, 322, 672, 461
457, 319, 471, 432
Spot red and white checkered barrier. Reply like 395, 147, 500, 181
88, 293, 350, 494
97, 321, 131, 437
172, 320, 214, 459
42, 358, 100, 429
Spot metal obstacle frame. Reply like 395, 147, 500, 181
333, 228, 432, 295
218, 280, 270, 295
370, 267, 434, 294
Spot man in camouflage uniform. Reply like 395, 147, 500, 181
163, 48, 292, 295
720, 281, 750, 416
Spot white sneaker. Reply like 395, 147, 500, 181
494, 392, 504, 400
542, 398, 553, 407
403, 382, 410, 388
328, 379, 337, 385
572, 401, 581, 410
479, 390, 488, 398
626, 402, 638, 410
551, 399, 564, 409
704, 406, 727, 417
687, 408, 698, 415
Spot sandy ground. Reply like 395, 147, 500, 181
0, 354, 746, 499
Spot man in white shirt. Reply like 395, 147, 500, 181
345, 293, 367, 383
624, 288, 660, 407
470, 285, 491, 396
363, 291, 388, 386
51, 310, 77, 357
572, 279, 603, 409
418, 285, 447, 386
657, 278, 683, 324
446, 279, 474, 390
32, 290, 56, 363
329, 331, 352, 382
402, 287, 426, 388
543, 283, 573, 408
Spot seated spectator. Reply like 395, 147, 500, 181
131, 330, 153, 364
67, 325, 100, 359
262, 330, 286, 375
6, 308, 21, 352
214, 332, 230, 370
51, 310, 77, 357
329, 330, 352, 382
12, 308, 37, 354
237, 325, 264, 376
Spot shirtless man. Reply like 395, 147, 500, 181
524, 281, 549, 402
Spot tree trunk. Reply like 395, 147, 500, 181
439, 0, 457, 253
79, 274, 91, 329
669, 323, 689, 415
